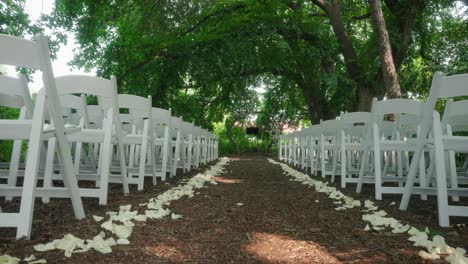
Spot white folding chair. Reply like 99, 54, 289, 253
278, 134, 285, 161
0, 75, 33, 199
117, 94, 156, 190
170, 116, 183, 176
339, 112, 372, 188
51, 75, 130, 204
441, 99, 468, 190
181, 121, 195, 172
319, 119, 343, 182
0, 34, 84, 239
152, 107, 171, 181
306, 124, 322, 175
41, 94, 88, 204
400, 72, 468, 226
357, 98, 430, 200
192, 126, 203, 168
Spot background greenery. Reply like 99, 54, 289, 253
0, 0, 466, 156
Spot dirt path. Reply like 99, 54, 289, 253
1, 155, 465, 263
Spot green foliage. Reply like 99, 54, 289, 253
1, 0, 465, 156
0, 107, 20, 161
214, 119, 276, 155
53, 0, 337, 125
213, 120, 249, 154
256, 75, 308, 148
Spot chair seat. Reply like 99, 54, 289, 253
67, 129, 104, 142
441, 136, 468, 153
378, 140, 418, 151
122, 134, 144, 144
0, 120, 32, 140
0, 120, 81, 140
43, 124, 81, 139
344, 142, 366, 150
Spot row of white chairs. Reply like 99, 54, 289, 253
279, 72, 468, 227
0, 33, 218, 239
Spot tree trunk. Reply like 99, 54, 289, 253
296, 77, 326, 124
152, 81, 168, 107
368, 0, 401, 99
355, 85, 375, 112
313, 0, 376, 111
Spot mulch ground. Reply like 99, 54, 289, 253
1, 154, 468, 263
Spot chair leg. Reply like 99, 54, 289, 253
137, 122, 149, 191
6, 139, 23, 201
149, 142, 157, 186
172, 132, 181, 176
374, 135, 383, 200
356, 149, 369, 193
419, 152, 428, 200
432, 120, 450, 227
161, 128, 169, 181
98, 118, 113, 205
340, 139, 347, 188
74, 141, 83, 172
448, 150, 459, 202
42, 138, 56, 204
331, 147, 338, 183
320, 136, 325, 178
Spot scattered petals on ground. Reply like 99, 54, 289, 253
22, 158, 230, 261
268, 158, 468, 264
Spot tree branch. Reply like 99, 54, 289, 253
122, 2, 248, 80
310, 0, 326, 10
310, 12, 370, 20
177, 2, 248, 37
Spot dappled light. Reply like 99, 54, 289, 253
213, 177, 243, 184
142, 244, 188, 261
244, 232, 341, 263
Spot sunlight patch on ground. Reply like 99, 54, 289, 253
244, 232, 341, 263
213, 177, 243, 184
142, 244, 187, 260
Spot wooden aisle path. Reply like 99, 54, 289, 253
2, 155, 467, 263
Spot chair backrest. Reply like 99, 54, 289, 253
429, 72, 468, 101
0, 34, 63, 122
181, 121, 194, 135
417, 72, 468, 141
395, 114, 420, 138
340, 112, 372, 137
152, 107, 171, 126
118, 94, 152, 118
117, 94, 152, 130
170, 116, 182, 130
371, 98, 425, 118
0, 75, 33, 118
55, 75, 115, 97
442, 99, 468, 133
85, 105, 104, 129
169, 116, 183, 139
119, 113, 133, 132
370, 97, 426, 140
320, 119, 343, 136
0, 33, 78, 153
340, 112, 372, 124
59, 94, 86, 125
307, 124, 322, 137
300, 127, 312, 136
55, 75, 123, 132
0, 34, 43, 70
55, 75, 116, 108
